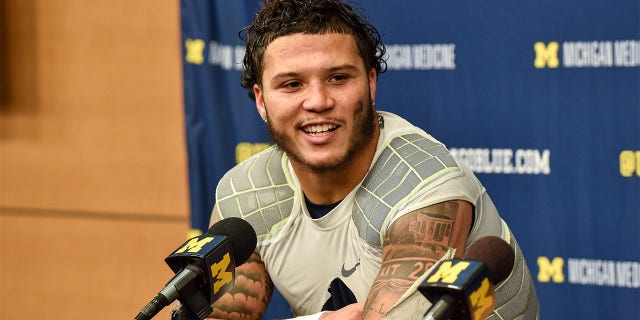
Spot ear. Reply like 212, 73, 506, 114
368, 68, 377, 104
254, 84, 267, 120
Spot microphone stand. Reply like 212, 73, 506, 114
170, 304, 199, 320
170, 280, 213, 320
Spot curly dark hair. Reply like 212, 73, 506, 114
239, 0, 387, 100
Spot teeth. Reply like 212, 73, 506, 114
304, 124, 336, 136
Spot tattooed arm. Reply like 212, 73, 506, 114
204, 205, 273, 320
362, 200, 474, 320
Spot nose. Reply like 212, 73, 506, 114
301, 81, 334, 112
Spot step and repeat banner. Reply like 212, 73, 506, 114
180, 1, 639, 318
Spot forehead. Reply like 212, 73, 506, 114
261, 33, 364, 75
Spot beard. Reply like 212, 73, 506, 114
265, 98, 377, 173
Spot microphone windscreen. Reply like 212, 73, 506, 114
464, 236, 515, 284
206, 217, 257, 265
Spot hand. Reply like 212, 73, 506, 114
319, 302, 364, 320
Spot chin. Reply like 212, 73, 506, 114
300, 153, 352, 172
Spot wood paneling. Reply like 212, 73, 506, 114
0, 0, 188, 215
0, 211, 187, 319
0, 0, 193, 318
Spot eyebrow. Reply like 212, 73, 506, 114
327, 64, 360, 73
270, 72, 299, 83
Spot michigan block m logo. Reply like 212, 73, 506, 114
210, 252, 233, 294
427, 261, 470, 283
534, 42, 560, 68
469, 278, 495, 320
185, 38, 206, 65
537, 256, 565, 283
175, 237, 214, 254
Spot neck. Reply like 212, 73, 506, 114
291, 127, 380, 205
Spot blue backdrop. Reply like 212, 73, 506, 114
180, 1, 640, 318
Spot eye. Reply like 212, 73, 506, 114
329, 74, 349, 83
281, 80, 303, 90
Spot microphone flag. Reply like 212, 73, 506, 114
419, 259, 495, 320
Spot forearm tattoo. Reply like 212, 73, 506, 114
208, 253, 273, 320
363, 201, 461, 318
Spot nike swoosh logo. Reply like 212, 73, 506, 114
341, 260, 361, 277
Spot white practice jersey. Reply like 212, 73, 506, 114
215, 111, 539, 319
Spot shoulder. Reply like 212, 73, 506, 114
215, 146, 296, 239
352, 113, 463, 240
376, 111, 461, 181
217, 145, 287, 192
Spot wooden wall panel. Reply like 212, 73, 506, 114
0, 0, 194, 318
0, 0, 189, 216
0, 211, 187, 319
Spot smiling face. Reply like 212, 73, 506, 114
254, 32, 378, 173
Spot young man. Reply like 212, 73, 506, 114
206, 0, 539, 319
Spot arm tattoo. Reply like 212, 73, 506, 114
363, 201, 463, 318
208, 253, 273, 320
